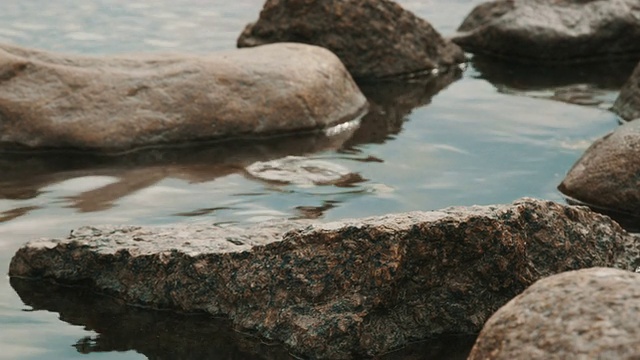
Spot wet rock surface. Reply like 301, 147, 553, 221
237, 0, 465, 79
9, 198, 640, 359
0, 42, 367, 151
468, 267, 640, 360
613, 61, 640, 120
558, 120, 640, 228
453, 0, 640, 63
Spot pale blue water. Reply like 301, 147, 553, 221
0, 1, 629, 359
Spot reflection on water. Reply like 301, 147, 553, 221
11, 278, 294, 360
471, 56, 638, 109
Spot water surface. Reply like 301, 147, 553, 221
0, 1, 632, 359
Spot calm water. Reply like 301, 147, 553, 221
0, 1, 633, 359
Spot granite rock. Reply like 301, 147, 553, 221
9, 198, 640, 359
453, 0, 640, 63
0, 42, 367, 151
237, 0, 465, 79
558, 120, 640, 228
468, 267, 640, 360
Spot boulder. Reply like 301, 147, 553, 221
237, 0, 465, 79
452, 0, 640, 63
9, 198, 640, 359
613, 61, 640, 120
0, 42, 367, 151
468, 267, 640, 360
558, 120, 640, 228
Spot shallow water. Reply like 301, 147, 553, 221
0, 1, 634, 359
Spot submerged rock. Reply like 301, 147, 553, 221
237, 0, 465, 79
558, 120, 640, 226
613, 61, 640, 120
9, 198, 639, 359
453, 0, 640, 63
469, 267, 640, 360
245, 155, 363, 187
0, 42, 367, 151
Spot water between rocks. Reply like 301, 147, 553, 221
0, 1, 633, 359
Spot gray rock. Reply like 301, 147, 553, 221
453, 0, 640, 63
468, 267, 640, 360
9, 198, 640, 359
237, 0, 465, 79
613, 61, 640, 120
245, 155, 363, 186
558, 120, 640, 226
0, 42, 367, 151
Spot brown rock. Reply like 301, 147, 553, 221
453, 0, 640, 63
558, 120, 640, 228
613, 61, 640, 120
0, 42, 367, 151
237, 0, 465, 79
9, 198, 639, 359
468, 267, 640, 360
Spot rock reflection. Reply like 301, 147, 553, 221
348, 67, 462, 147
0, 72, 459, 221
11, 277, 294, 360
471, 56, 638, 108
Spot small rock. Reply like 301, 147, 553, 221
9, 198, 639, 359
613, 61, 640, 120
237, 0, 465, 79
453, 0, 640, 63
0, 42, 367, 151
469, 267, 640, 360
245, 155, 363, 186
558, 120, 640, 226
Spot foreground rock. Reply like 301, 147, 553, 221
613, 61, 640, 120
469, 267, 640, 359
0, 42, 367, 151
9, 199, 639, 359
453, 0, 640, 63
558, 120, 640, 227
237, 0, 465, 79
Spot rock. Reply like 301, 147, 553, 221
452, 0, 640, 63
613, 61, 640, 120
0, 42, 367, 151
237, 0, 465, 79
245, 155, 364, 187
468, 267, 640, 360
558, 120, 640, 228
9, 198, 639, 359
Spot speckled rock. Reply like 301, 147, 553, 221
0, 42, 367, 151
558, 120, 640, 227
613, 61, 640, 120
468, 267, 640, 360
453, 0, 640, 63
9, 198, 640, 359
237, 0, 465, 79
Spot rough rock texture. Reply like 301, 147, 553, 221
0, 42, 367, 151
558, 120, 640, 228
469, 267, 640, 360
9, 198, 640, 359
613, 61, 640, 120
237, 0, 465, 79
452, 0, 640, 63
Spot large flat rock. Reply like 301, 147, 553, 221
0, 42, 367, 151
9, 198, 639, 359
